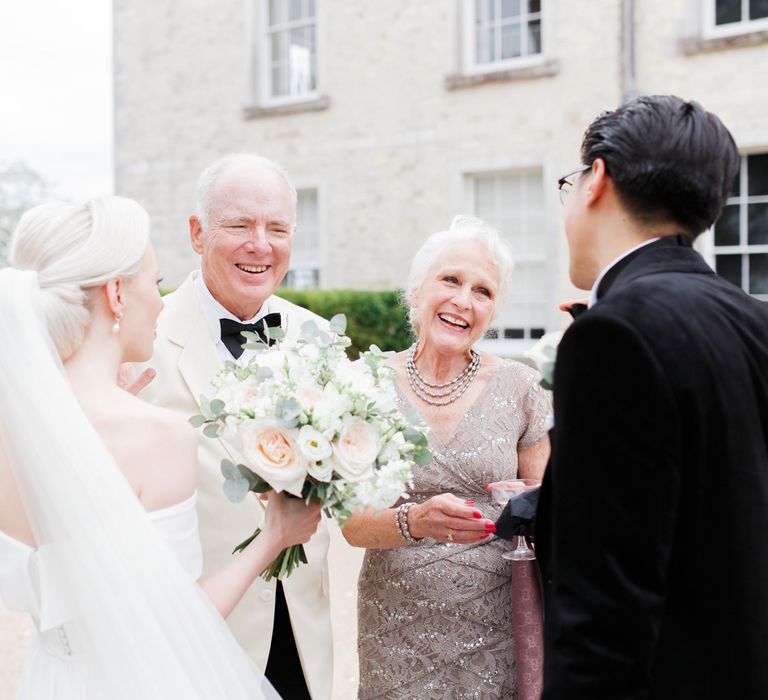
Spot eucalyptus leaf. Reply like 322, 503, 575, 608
221, 459, 239, 480
200, 395, 212, 420
256, 366, 273, 381
329, 313, 347, 334
300, 320, 320, 340
403, 427, 427, 446
414, 446, 433, 465
223, 475, 250, 502
265, 326, 286, 341
209, 399, 225, 417
203, 423, 220, 439
188, 414, 206, 428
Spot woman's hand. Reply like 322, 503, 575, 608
408, 493, 495, 544
262, 491, 322, 550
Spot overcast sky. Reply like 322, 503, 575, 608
0, 0, 112, 201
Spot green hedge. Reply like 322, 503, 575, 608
278, 289, 413, 358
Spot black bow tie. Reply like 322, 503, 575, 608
219, 313, 282, 359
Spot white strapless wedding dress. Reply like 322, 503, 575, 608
0, 493, 203, 699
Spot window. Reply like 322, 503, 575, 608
705, 0, 768, 36
465, 0, 543, 73
283, 188, 321, 289
261, 0, 318, 105
470, 170, 550, 344
711, 154, 768, 301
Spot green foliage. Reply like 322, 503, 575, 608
278, 289, 412, 359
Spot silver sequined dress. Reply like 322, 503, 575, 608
357, 360, 551, 699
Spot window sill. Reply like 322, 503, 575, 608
679, 28, 768, 55
243, 95, 330, 120
445, 59, 558, 90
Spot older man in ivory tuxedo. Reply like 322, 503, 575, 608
141, 154, 332, 700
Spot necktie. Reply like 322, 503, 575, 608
219, 313, 282, 359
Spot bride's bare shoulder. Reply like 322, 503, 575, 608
90, 391, 198, 510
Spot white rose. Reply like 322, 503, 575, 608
295, 383, 324, 412
332, 415, 380, 482
239, 421, 307, 496
308, 459, 334, 483
297, 425, 333, 462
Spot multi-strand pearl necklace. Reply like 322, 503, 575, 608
405, 342, 481, 406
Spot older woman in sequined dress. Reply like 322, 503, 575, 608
343, 216, 552, 699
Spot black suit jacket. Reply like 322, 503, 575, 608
537, 237, 768, 700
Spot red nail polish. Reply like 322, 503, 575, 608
464, 500, 475, 506
485, 522, 496, 531
473, 511, 483, 519
485, 483, 491, 490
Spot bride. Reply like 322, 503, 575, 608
0, 196, 320, 698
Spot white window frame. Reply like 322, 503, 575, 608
700, 152, 768, 302
703, 0, 768, 38
463, 165, 557, 358
461, 0, 547, 76
251, 0, 322, 108
284, 184, 324, 289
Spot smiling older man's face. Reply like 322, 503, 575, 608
190, 165, 295, 320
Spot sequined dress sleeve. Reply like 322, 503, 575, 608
357, 360, 551, 699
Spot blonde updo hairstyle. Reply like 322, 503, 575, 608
404, 215, 514, 337
8, 196, 150, 361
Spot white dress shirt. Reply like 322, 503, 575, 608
588, 237, 661, 308
193, 271, 273, 366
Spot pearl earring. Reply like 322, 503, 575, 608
112, 312, 123, 334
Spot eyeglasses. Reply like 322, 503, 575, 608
557, 164, 591, 205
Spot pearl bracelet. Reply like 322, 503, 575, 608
395, 502, 420, 544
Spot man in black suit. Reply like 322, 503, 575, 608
536, 95, 768, 699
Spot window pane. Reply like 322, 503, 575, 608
501, 0, 521, 18
475, 178, 497, 213
271, 64, 289, 97
716, 254, 743, 287
751, 0, 768, 19
269, 0, 287, 25
729, 163, 741, 197
530, 327, 546, 339
476, 26, 495, 63
501, 22, 521, 58
296, 190, 319, 251
307, 0, 316, 17
716, 0, 742, 24
528, 0, 541, 13
289, 0, 303, 21
271, 32, 286, 62
476, 0, 494, 23
750, 254, 768, 294
714, 204, 740, 246
748, 203, 768, 245
748, 154, 768, 196
289, 29, 314, 94
528, 19, 542, 54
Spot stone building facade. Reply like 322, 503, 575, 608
114, 0, 768, 356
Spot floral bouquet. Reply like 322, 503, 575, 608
190, 315, 431, 580
524, 330, 563, 391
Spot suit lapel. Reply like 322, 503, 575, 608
165, 274, 242, 465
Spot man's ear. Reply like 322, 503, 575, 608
584, 158, 609, 207
104, 277, 124, 316
190, 215, 205, 254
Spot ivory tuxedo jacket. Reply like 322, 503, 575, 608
537, 237, 768, 699
142, 272, 333, 700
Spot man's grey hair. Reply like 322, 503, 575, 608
195, 153, 298, 231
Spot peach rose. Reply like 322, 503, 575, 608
240, 422, 308, 497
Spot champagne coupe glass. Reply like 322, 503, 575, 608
489, 479, 541, 561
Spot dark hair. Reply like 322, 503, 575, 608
580, 95, 739, 238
